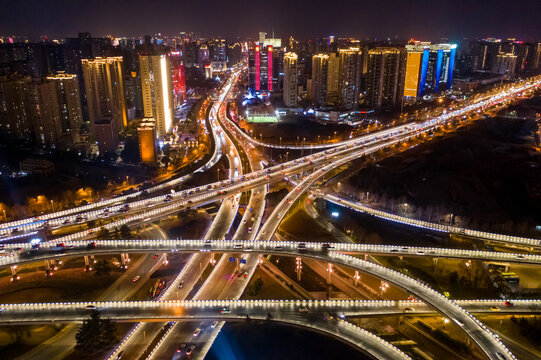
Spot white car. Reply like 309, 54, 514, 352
193, 328, 201, 336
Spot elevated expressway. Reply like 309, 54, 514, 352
0, 239, 522, 360
2, 75, 540, 241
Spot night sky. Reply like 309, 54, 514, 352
1, 0, 540, 41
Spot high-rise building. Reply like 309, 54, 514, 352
198, 45, 210, 68
326, 53, 340, 105
46, 73, 83, 142
32, 78, 62, 148
139, 55, 174, 138
338, 48, 362, 109
492, 53, 517, 77
137, 118, 157, 164
365, 47, 405, 108
0, 74, 34, 142
248, 44, 274, 93
170, 52, 186, 108
311, 54, 329, 106
259, 32, 281, 48
403, 43, 456, 98
283, 52, 298, 107
81, 57, 127, 138
94, 115, 119, 154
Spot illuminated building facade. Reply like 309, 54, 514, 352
81, 57, 127, 138
170, 52, 186, 107
365, 47, 405, 108
338, 48, 362, 109
46, 72, 83, 143
311, 54, 329, 106
0, 74, 34, 141
403, 42, 457, 98
248, 44, 274, 93
137, 118, 157, 164
139, 55, 174, 138
283, 52, 298, 107
94, 114, 119, 154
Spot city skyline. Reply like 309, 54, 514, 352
1, 0, 540, 41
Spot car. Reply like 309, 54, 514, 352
233, 244, 243, 249
132, 276, 140, 282
220, 307, 231, 314
176, 344, 186, 352
211, 321, 219, 328
490, 306, 500, 311
193, 328, 201, 336
87, 242, 96, 249
248, 227, 253, 233
275, 245, 283, 250
298, 306, 309, 313
390, 249, 398, 253
62, 219, 70, 225
178, 282, 184, 289
153, 254, 158, 259
403, 307, 415, 312
115, 351, 124, 359
85, 305, 96, 309
504, 301, 514, 307
243, 219, 247, 224
186, 345, 195, 356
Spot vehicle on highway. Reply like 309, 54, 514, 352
85, 305, 96, 309
132, 276, 140, 282
220, 307, 231, 313
178, 282, 184, 288
193, 328, 201, 336
403, 307, 415, 312
176, 344, 186, 352
490, 306, 500, 311
186, 345, 195, 356
504, 301, 514, 306
298, 306, 309, 313
211, 321, 219, 328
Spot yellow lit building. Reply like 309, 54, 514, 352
81, 57, 127, 137
139, 55, 174, 138
311, 54, 329, 106
283, 52, 298, 107
137, 118, 157, 164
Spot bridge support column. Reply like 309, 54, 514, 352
120, 253, 130, 269
162, 253, 168, 265
295, 258, 302, 282
10, 265, 19, 282
399, 256, 403, 261
326, 263, 333, 285
258, 254, 263, 265
84, 255, 92, 272
433, 258, 438, 271
210, 253, 216, 266
379, 280, 389, 296
353, 271, 360, 286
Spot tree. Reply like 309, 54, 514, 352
94, 259, 112, 276
75, 310, 117, 355
96, 227, 109, 240
119, 224, 131, 238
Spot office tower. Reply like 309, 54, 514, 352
213, 39, 227, 62
139, 55, 174, 138
259, 32, 281, 48
138, 118, 157, 164
198, 45, 210, 67
46, 72, 83, 142
492, 53, 517, 77
338, 47, 362, 109
403, 43, 456, 98
94, 115, 119, 154
326, 53, 340, 104
32, 78, 62, 148
81, 57, 127, 138
226, 42, 243, 66
170, 52, 186, 107
248, 44, 274, 93
310, 54, 329, 106
0, 74, 34, 142
283, 52, 298, 107
530, 43, 541, 69
365, 48, 405, 108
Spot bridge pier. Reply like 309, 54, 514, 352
84, 255, 92, 272
295, 258, 302, 282
162, 253, 168, 265
258, 254, 263, 265
364, 254, 368, 261
121, 253, 130, 269
44, 260, 53, 277
327, 263, 333, 285
210, 253, 216, 266
10, 265, 19, 282
353, 271, 360, 286
433, 258, 438, 271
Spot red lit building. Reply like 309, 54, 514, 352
170, 52, 186, 107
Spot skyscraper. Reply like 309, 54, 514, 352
326, 53, 340, 105
248, 44, 274, 93
139, 55, 174, 138
46, 73, 83, 143
170, 51, 186, 108
283, 52, 298, 107
403, 43, 456, 98
492, 53, 517, 77
32, 78, 62, 148
311, 54, 329, 106
338, 48, 362, 109
81, 57, 127, 138
138, 118, 157, 164
365, 47, 405, 108
0, 74, 34, 142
